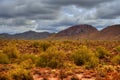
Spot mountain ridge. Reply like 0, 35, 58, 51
0, 24, 120, 40
0, 30, 53, 40
96, 24, 120, 40
53, 24, 120, 40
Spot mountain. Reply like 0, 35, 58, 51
0, 24, 120, 40
53, 24, 120, 40
0, 33, 11, 39
54, 24, 99, 39
0, 31, 53, 40
97, 24, 120, 40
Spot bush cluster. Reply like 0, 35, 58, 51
95, 46, 110, 59
0, 52, 9, 64
112, 54, 120, 65
36, 47, 66, 68
33, 41, 51, 52
72, 46, 99, 68
0, 65, 33, 80
0, 40, 120, 79
3, 44, 20, 59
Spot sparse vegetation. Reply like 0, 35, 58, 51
36, 47, 66, 68
112, 54, 120, 65
3, 43, 20, 59
9, 67, 33, 80
32, 41, 51, 52
116, 45, 120, 52
0, 64, 33, 80
0, 52, 9, 64
95, 46, 110, 59
0, 40, 120, 80
72, 46, 99, 68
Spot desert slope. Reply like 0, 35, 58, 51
96, 24, 120, 40
54, 24, 98, 39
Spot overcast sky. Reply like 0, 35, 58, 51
0, 0, 120, 34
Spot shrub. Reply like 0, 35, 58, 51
17, 53, 37, 69
3, 44, 20, 59
9, 68, 33, 80
0, 64, 33, 80
72, 46, 92, 66
72, 46, 99, 68
85, 56, 99, 69
40, 41, 51, 51
116, 45, 120, 52
19, 53, 37, 63
32, 41, 40, 48
95, 46, 110, 59
20, 59, 34, 69
36, 47, 66, 68
33, 41, 51, 52
96, 65, 115, 78
112, 54, 120, 65
0, 52, 9, 64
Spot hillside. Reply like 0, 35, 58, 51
52, 24, 120, 40
97, 24, 120, 40
0, 31, 53, 40
0, 24, 120, 40
54, 24, 98, 39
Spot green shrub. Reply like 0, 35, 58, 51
72, 46, 99, 68
72, 46, 92, 66
36, 47, 66, 68
112, 54, 120, 65
3, 44, 20, 59
116, 45, 120, 52
33, 41, 51, 52
85, 56, 99, 69
20, 59, 35, 69
17, 54, 37, 69
95, 46, 110, 59
0, 64, 33, 80
0, 53, 9, 64
19, 53, 37, 63
32, 41, 40, 48
40, 41, 51, 51
9, 68, 33, 80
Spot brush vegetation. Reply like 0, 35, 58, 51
0, 40, 120, 79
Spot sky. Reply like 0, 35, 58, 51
0, 0, 120, 34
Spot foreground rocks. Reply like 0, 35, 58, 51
32, 66, 120, 80
32, 68, 97, 80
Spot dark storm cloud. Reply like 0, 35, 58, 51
0, 0, 119, 34
0, 18, 36, 27
43, 0, 112, 8
0, 0, 113, 19
96, 0, 120, 19
0, 0, 59, 19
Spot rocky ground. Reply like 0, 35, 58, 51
32, 65, 120, 80
32, 68, 97, 80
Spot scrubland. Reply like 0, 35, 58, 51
0, 39, 120, 80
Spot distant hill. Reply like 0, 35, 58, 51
96, 24, 120, 40
0, 24, 120, 40
53, 24, 99, 39
53, 24, 120, 40
0, 31, 53, 40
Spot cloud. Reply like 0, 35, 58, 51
43, 0, 112, 8
96, 0, 120, 19
0, 0, 113, 19
0, 0, 119, 34
0, 0, 59, 19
